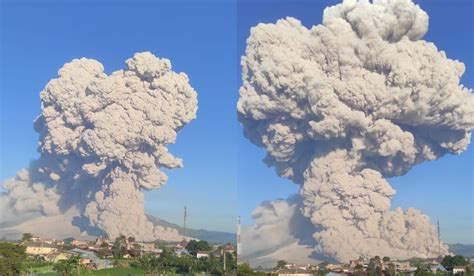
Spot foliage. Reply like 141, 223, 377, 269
368, 256, 382, 275
21, 233, 34, 242
0, 242, 27, 275
131, 253, 161, 275
185, 240, 212, 256
53, 255, 81, 275
385, 262, 396, 276
112, 235, 128, 259
63, 237, 75, 244
275, 260, 287, 270
441, 255, 469, 271
237, 263, 254, 273
131, 245, 237, 275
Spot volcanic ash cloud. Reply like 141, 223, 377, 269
0, 52, 198, 241
238, 0, 473, 262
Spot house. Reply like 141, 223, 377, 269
30, 236, 41, 242
71, 239, 89, 247
430, 264, 447, 273
393, 261, 412, 271
326, 264, 344, 272
53, 240, 65, 246
284, 263, 309, 271
277, 269, 313, 276
175, 248, 189, 257
79, 258, 92, 265
196, 251, 210, 259
136, 242, 156, 253
69, 248, 113, 270
25, 242, 57, 255
453, 266, 466, 274
325, 272, 344, 276
44, 252, 70, 263
94, 237, 108, 246
349, 260, 361, 268
224, 244, 235, 253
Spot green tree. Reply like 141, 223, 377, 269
386, 262, 396, 276
185, 239, 212, 256
53, 255, 80, 275
21, 233, 33, 242
112, 235, 128, 259
237, 262, 254, 274
383, 256, 390, 262
0, 242, 27, 275
414, 263, 430, 275
354, 264, 365, 276
131, 253, 161, 275
368, 256, 382, 276
63, 237, 75, 244
441, 255, 469, 271
275, 260, 288, 270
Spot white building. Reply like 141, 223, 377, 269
196, 251, 210, 259
453, 266, 466, 274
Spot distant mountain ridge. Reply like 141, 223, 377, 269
448, 243, 474, 258
146, 214, 236, 244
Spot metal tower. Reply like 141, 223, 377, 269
437, 221, 441, 257
237, 216, 242, 263
184, 206, 187, 238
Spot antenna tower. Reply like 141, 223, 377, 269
184, 206, 187, 238
237, 216, 242, 263
437, 220, 441, 257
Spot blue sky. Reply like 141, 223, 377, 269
0, 0, 472, 244
237, 0, 473, 244
0, 0, 238, 233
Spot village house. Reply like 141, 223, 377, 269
224, 244, 235, 253
453, 266, 467, 274
278, 263, 313, 276
71, 239, 89, 247
24, 242, 57, 255
277, 268, 313, 276
175, 248, 189, 257
136, 242, 156, 253
196, 251, 210, 259
284, 263, 310, 271
44, 252, 70, 263
79, 258, 92, 266
95, 237, 108, 245
349, 259, 362, 268
429, 263, 447, 273
325, 263, 344, 272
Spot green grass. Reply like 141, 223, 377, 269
36, 267, 146, 276
35, 268, 213, 275
86, 267, 145, 275
24, 264, 55, 274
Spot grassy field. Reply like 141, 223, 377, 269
35, 268, 210, 275
36, 268, 145, 275
23, 264, 55, 274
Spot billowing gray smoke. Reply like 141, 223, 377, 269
1, 52, 197, 241
238, 0, 473, 262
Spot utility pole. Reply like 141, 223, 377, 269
223, 248, 226, 272
184, 206, 187, 238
